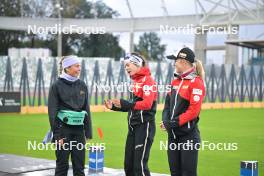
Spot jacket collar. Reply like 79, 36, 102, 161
131, 67, 151, 81
174, 67, 197, 80
59, 77, 80, 85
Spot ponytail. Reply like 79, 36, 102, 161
194, 59, 205, 80
59, 57, 65, 75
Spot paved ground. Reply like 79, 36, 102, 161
0, 154, 168, 176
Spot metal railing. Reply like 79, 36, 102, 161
1, 57, 263, 106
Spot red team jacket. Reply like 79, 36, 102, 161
112, 67, 157, 127
162, 67, 205, 137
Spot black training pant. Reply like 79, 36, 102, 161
55, 132, 86, 176
167, 128, 200, 176
124, 121, 156, 176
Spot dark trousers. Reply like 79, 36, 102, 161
124, 121, 156, 176
55, 133, 86, 176
167, 128, 200, 176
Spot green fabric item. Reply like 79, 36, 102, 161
57, 110, 87, 125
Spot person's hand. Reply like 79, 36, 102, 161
104, 100, 113, 109
58, 138, 64, 145
160, 121, 166, 131
112, 99, 121, 108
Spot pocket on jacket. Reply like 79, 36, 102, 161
172, 120, 196, 136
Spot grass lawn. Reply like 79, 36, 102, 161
0, 108, 263, 175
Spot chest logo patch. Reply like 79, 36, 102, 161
80, 90, 85, 95
182, 85, 189, 89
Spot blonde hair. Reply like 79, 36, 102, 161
194, 59, 205, 80
59, 56, 66, 75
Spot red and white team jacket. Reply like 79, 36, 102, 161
112, 67, 157, 127
162, 67, 205, 137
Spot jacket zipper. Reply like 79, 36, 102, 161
129, 76, 146, 130
171, 78, 184, 139
129, 111, 133, 131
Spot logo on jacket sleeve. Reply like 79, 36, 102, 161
192, 88, 202, 95
193, 95, 200, 102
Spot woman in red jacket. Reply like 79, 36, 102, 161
105, 53, 157, 176
160, 47, 205, 176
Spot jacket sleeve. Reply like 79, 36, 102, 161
111, 103, 130, 112
83, 87, 93, 139
48, 84, 59, 132
162, 92, 171, 121
178, 78, 205, 126
133, 77, 156, 110
119, 77, 156, 111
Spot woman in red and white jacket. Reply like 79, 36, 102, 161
105, 53, 157, 176
160, 47, 205, 176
